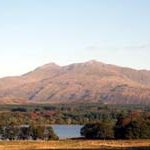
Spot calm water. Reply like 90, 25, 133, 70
51, 125, 83, 139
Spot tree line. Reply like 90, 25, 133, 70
0, 123, 58, 140
81, 112, 150, 139
0, 111, 150, 140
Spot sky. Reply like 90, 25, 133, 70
0, 0, 150, 77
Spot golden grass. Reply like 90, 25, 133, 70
0, 140, 150, 150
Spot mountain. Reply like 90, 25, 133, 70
0, 60, 150, 104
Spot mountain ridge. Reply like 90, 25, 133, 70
0, 60, 150, 104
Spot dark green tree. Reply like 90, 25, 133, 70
44, 126, 58, 140
18, 126, 30, 140
81, 121, 114, 139
29, 125, 45, 140
124, 120, 141, 139
3, 123, 18, 140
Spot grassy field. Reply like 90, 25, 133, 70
0, 140, 150, 150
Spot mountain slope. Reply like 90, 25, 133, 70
0, 60, 150, 104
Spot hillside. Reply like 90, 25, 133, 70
0, 60, 150, 104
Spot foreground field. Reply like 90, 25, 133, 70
0, 140, 150, 150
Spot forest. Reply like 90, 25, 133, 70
0, 103, 150, 140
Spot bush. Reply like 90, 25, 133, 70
29, 125, 58, 140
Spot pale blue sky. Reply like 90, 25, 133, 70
0, 0, 150, 77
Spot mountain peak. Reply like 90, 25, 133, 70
39, 63, 59, 69
85, 60, 105, 65
86, 60, 99, 63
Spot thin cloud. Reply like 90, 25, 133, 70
121, 44, 150, 51
85, 43, 150, 52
